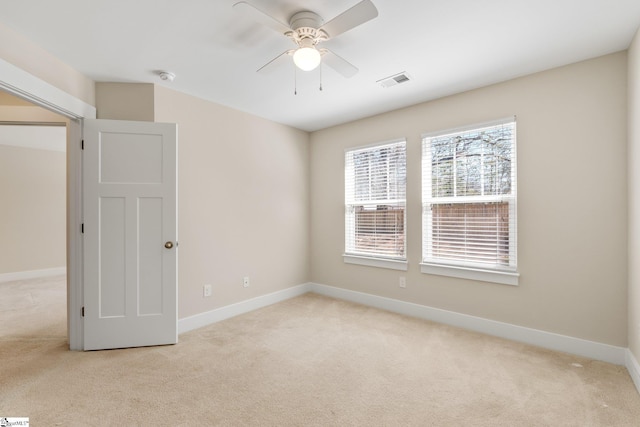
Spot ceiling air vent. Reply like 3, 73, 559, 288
377, 72, 411, 88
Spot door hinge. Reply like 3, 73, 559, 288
81, 139, 84, 150
81, 306, 85, 317
81, 223, 84, 234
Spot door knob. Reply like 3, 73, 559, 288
164, 241, 174, 249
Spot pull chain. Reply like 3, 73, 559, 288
293, 62, 325, 94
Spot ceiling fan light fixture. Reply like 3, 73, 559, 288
293, 47, 321, 71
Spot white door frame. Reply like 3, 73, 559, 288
0, 58, 96, 350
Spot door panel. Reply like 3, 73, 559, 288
139, 197, 163, 316
99, 197, 126, 318
83, 119, 177, 350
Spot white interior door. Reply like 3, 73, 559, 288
83, 119, 177, 350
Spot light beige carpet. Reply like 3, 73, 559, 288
1, 276, 640, 426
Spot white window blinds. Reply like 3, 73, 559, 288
422, 118, 517, 271
345, 140, 407, 260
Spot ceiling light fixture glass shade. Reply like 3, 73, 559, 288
293, 47, 321, 71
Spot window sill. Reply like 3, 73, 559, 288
420, 262, 519, 286
344, 254, 408, 271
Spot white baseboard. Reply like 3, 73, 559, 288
0, 267, 66, 283
309, 282, 627, 366
178, 283, 312, 334
175, 280, 632, 373
627, 350, 640, 395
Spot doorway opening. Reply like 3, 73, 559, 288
0, 58, 96, 350
0, 91, 69, 341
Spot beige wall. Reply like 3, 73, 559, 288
629, 28, 640, 359
0, 91, 32, 106
153, 86, 310, 319
0, 144, 66, 274
96, 83, 154, 121
0, 101, 69, 123
0, 22, 95, 106
310, 52, 628, 346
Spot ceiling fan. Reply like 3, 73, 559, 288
233, 0, 378, 78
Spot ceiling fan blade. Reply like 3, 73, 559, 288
257, 50, 295, 74
319, 0, 378, 38
233, 1, 291, 35
321, 49, 358, 78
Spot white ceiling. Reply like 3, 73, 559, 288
1, 0, 640, 132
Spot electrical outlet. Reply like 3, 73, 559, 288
399, 277, 406, 288
203, 284, 212, 297
243, 277, 250, 288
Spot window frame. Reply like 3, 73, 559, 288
421, 117, 519, 285
344, 138, 408, 271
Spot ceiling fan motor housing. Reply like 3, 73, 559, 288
287, 11, 328, 47
288, 27, 327, 46
289, 11, 323, 30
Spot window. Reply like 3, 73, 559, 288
422, 118, 518, 285
345, 140, 407, 270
